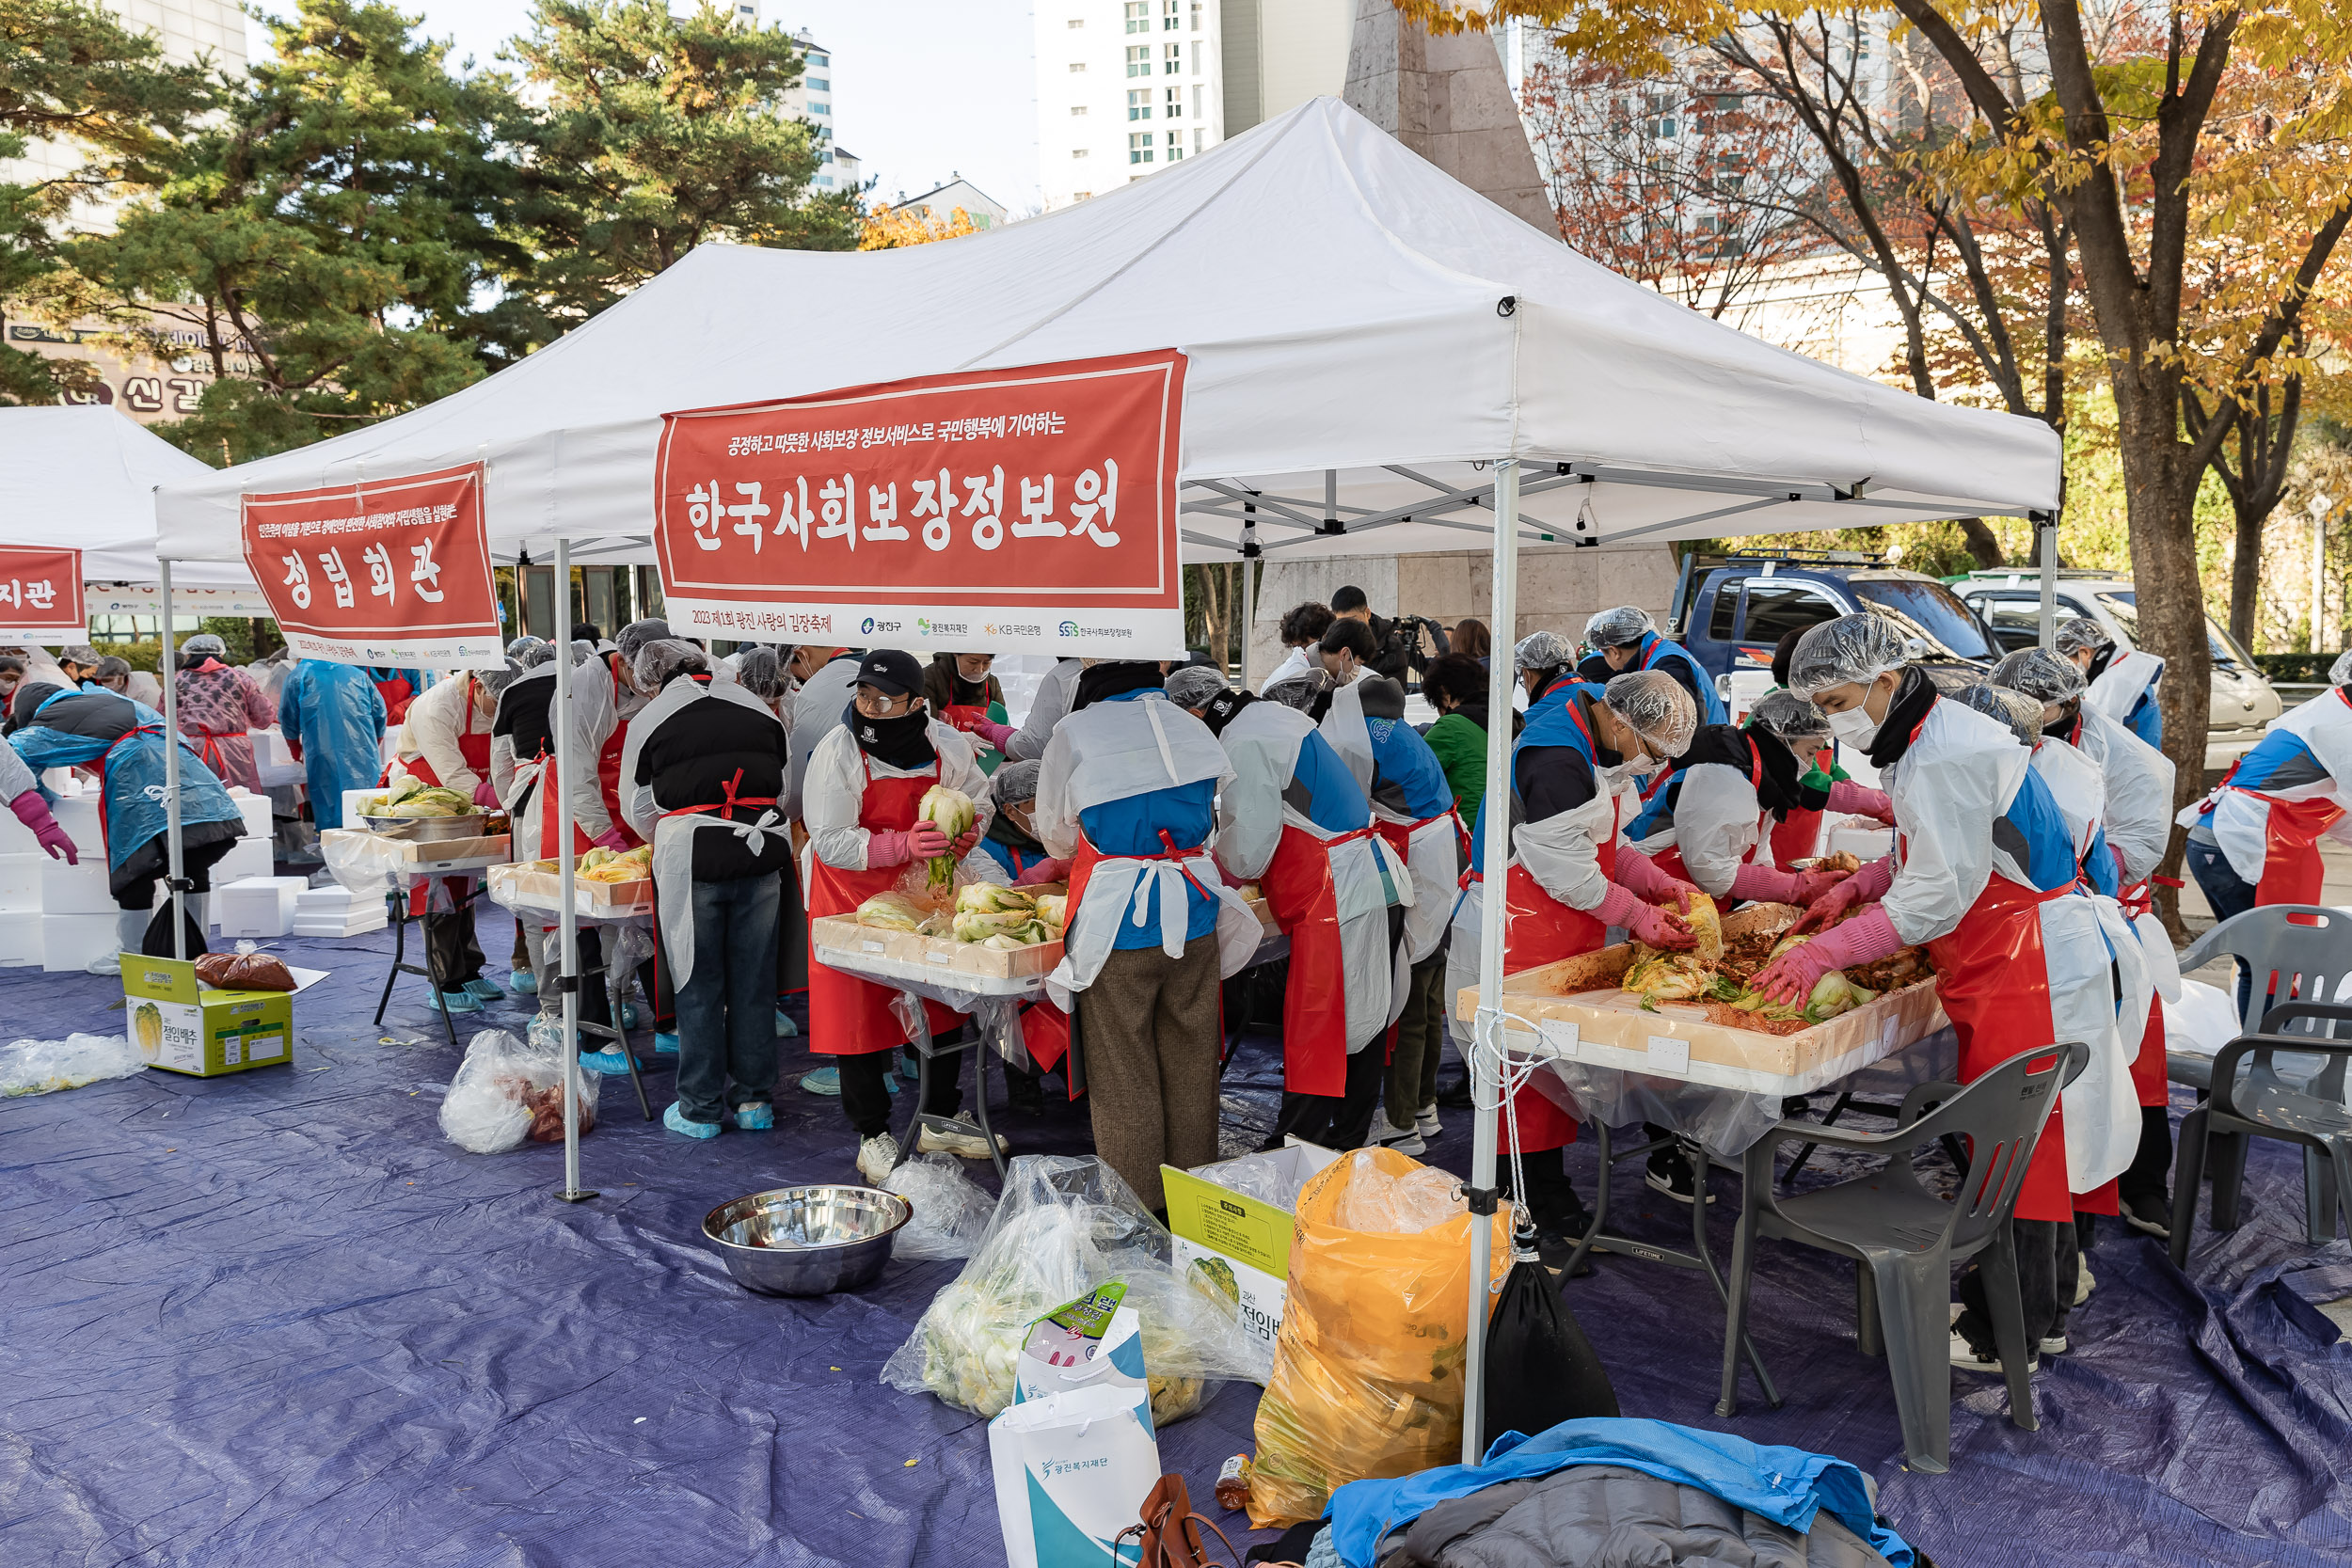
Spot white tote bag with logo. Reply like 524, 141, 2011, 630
987, 1382, 1161, 1568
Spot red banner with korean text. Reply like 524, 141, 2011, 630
654, 351, 1186, 658
239, 464, 505, 669
0, 546, 87, 641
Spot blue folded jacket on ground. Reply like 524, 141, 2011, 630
1325, 1418, 1912, 1568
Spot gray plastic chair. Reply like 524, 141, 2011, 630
1716, 1041, 2087, 1475
2173, 906, 2352, 1251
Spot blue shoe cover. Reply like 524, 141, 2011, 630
620, 1002, 642, 1029
883, 1070, 902, 1096
461, 978, 504, 1001
733, 1101, 775, 1131
508, 969, 539, 994
653, 1032, 680, 1055
800, 1066, 841, 1096
664, 1102, 720, 1139
578, 1048, 633, 1075
774, 1008, 799, 1037
438, 990, 483, 1014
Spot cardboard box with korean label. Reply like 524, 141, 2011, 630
121, 956, 294, 1077
1160, 1140, 1340, 1378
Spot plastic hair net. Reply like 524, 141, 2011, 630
631, 638, 707, 691
59, 643, 103, 666
1989, 647, 2086, 704
1583, 606, 1656, 649
615, 618, 673, 662
991, 757, 1042, 806
1263, 671, 1331, 711
569, 639, 597, 667
735, 644, 787, 702
2332, 649, 2352, 688
1959, 683, 2041, 747
1787, 614, 1917, 699
1747, 689, 1833, 747
2054, 616, 2113, 657
1513, 629, 1579, 674
475, 662, 520, 700
182, 632, 227, 657
1163, 663, 1231, 711
1603, 669, 1696, 757
506, 635, 548, 667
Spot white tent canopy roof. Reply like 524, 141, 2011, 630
154, 97, 2059, 568
0, 406, 258, 592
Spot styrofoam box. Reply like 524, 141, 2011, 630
225, 789, 274, 839
1826, 825, 1895, 862
342, 787, 379, 827
211, 835, 274, 889
293, 912, 389, 939
252, 728, 306, 788
0, 804, 35, 856
42, 912, 119, 973
296, 884, 364, 911
0, 909, 40, 967
0, 852, 40, 913
41, 858, 119, 915
214, 876, 306, 939
52, 795, 101, 848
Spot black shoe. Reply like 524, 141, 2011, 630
1645, 1148, 1713, 1205
1436, 1076, 1475, 1110
1535, 1208, 1597, 1278
2121, 1189, 2172, 1240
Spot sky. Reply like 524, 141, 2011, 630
250, 1, 1044, 212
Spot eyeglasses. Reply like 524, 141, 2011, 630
854, 688, 915, 717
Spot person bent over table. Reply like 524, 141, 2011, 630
1032, 659, 1265, 1212
803, 650, 998, 1181
386, 657, 521, 1013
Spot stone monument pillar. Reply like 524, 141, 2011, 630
1342, 0, 1554, 232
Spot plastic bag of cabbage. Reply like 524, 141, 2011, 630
880, 1154, 1257, 1425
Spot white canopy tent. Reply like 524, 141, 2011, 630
0, 406, 262, 601
149, 98, 2064, 1438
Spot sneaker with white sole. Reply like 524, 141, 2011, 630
2039, 1332, 2068, 1354
856, 1131, 900, 1183
1416, 1105, 1441, 1138
1375, 1130, 1426, 1157
1950, 1326, 2035, 1374
2073, 1259, 2095, 1307
916, 1116, 1009, 1161
2121, 1191, 2170, 1240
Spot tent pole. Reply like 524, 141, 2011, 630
1238, 553, 1255, 689
159, 558, 186, 960
1462, 457, 1519, 1465
553, 536, 595, 1203
2036, 511, 2058, 649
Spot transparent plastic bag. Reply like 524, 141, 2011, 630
0, 1033, 144, 1097
881, 1154, 1255, 1425
1185, 1148, 1309, 1212
1248, 1146, 1513, 1528
882, 1153, 996, 1261
438, 1028, 601, 1154
1330, 1150, 1467, 1235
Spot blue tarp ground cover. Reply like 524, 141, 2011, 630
4, 904, 2350, 1566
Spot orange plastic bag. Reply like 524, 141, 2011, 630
1246, 1147, 1512, 1527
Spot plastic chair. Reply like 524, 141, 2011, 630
1716, 1041, 2087, 1476
2172, 907, 2352, 1251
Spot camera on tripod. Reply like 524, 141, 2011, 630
1376, 614, 1452, 682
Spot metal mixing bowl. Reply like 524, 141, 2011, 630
702, 1184, 912, 1296
359, 813, 487, 842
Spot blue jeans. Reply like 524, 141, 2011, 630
673, 874, 781, 1124
2185, 836, 2257, 924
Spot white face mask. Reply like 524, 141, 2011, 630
1823, 705, 1880, 750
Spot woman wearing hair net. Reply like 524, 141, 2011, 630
1996, 644, 2182, 1237
1455, 638, 1707, 1251
1763, 614, 2149, 1376
2057, 615, 2163, 746
728, 644, 808, 1043
1584, 606, 1727, 847
174, 632, 276, 792
615, 639, 793, 1138
966, 754, 1061, 1118
2181, 645, 2352, 911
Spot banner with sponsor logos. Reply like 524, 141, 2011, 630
239, 464, 505, 669
653, 351, 1185, 658
0, 545, 87, 641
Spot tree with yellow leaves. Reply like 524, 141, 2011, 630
859, 203, 979, 250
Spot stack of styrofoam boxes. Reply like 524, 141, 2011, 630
34, 789, 118, 972
0, 785, 43, 969
208, 788, 278, 890
292, 880, 387, 940
213, 875, 311, 940
251, 727, 305, 788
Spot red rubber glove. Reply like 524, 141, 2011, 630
590, 826, 632, 851
974, 720, 1018, 752
1787, 853, 1895, 934
1596, 881, 1693, 949
1826, 779, 1895, 825
10, 789, 76, 864
948, 829, 978, 860
1750, 905, 1901, 1005
471, 776, 501, 809
1015, 856, 1070, 887
1613, 847, 1702, 911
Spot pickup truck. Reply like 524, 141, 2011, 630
1665, 549, 2000, 721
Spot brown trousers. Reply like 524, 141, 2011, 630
1075, 932, 1222, 1211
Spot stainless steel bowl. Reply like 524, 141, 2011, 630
358, 813, 487, 842
702, 1184, 912, 1296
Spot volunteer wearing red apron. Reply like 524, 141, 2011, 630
1172, 665, 1396, 1148
2181, 646, 2352, 912
1457, 635, 1702, 1251
2058, 615, 2165, 747
385, 665, 516, 1012
960, 756, 1061, 1115
803, 650, 995, 1182
615, 640, 792, 1139
1632, 691, 1867, 905
1996, 645, 2184, 1239
923, 652, 1009, 774
361, 664, 429, 727
1760, 615, 2142, 1373
1033, 660, 1264, 1212
172, 633, 276, 792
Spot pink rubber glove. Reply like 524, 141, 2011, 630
1016, 856, 1070, 887
906, 821, 951, 860
974, 720, 1018, 752
1788, 853, 1894, 935
1750, 904, 1902, 1004
472, 776, 501, 808
1613, 847, 1702, 911
1728, 861, 1810, 904
948, 829, 978, 861
1826, 779, 1895, 825
590, 826, 632, 851
10, 789, 76, 864
1596, 881, 1694, 949
866, 830, 914, 868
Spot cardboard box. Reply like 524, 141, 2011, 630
121, 956, 295, 1077
496, 864, 653, 913
320, 828, 511, 867
810, 913, 1064, 981
1161, 1141, 1342, 1368
41, 912, 117, 973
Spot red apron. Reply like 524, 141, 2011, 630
535, 703, 642, 858
1259, 821, 1385, 1097
805, 757, 962, 1056
1493, 793, 1620, 1156
2251, 795, 2344, 906
385, 676, 493, 788
372, 673, 416, 725
1771, 745, 1834, 868
942, 703, 993, 734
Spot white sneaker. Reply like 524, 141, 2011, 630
2040, 1332, 2069, 1354
1950, 1326, 2035, 1374
1416, 1105, 1441, 1137
916, 1116, 1009, 1160
856, 1132, 900, 1184
2073, 1260, 2094, 1307
1372, 1122, 1425, 1157
86, 947, 127, 976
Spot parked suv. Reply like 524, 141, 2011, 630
1951, 570, 2280, 770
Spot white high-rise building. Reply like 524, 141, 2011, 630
1034, 0, 1228, 210
777, 28, 857, 194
